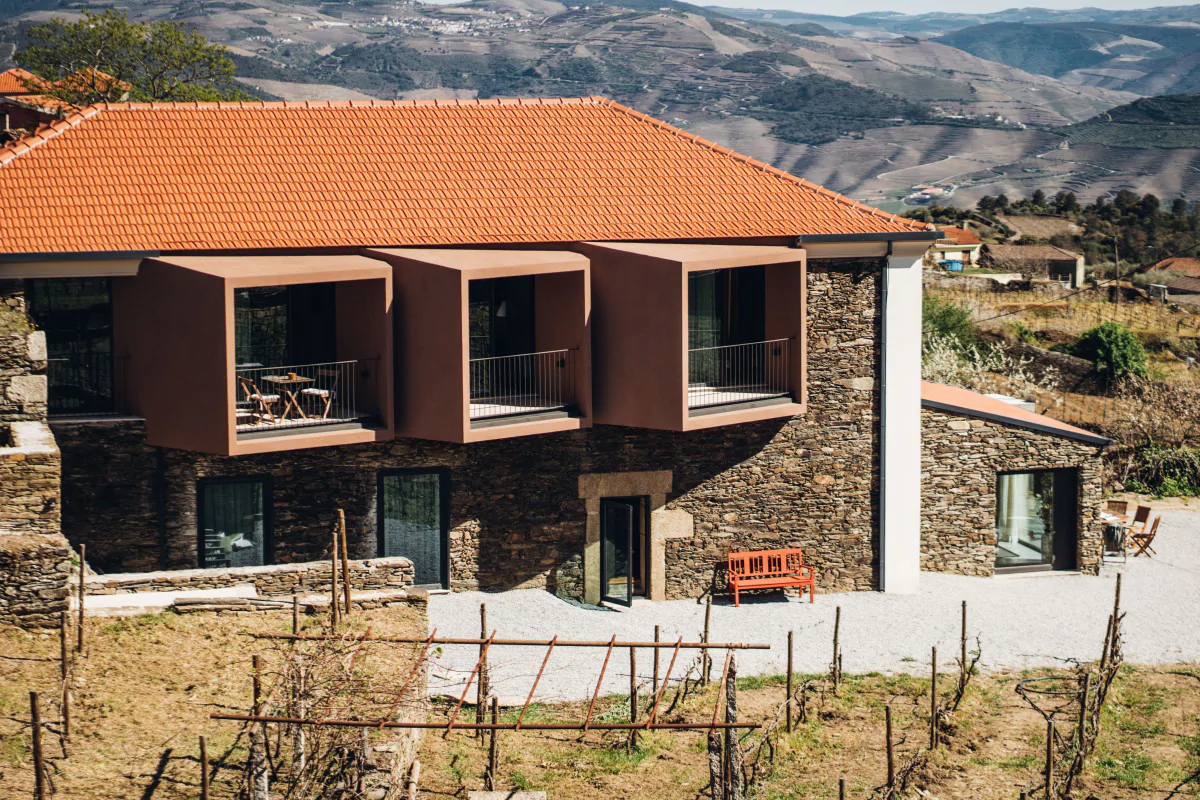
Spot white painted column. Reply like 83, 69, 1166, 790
880, 245, 926, 593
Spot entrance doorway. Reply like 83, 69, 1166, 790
600, 496, 648, 605
995, 468, 1079, 573
378, 469, 449, 588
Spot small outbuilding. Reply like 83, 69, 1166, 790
921, 382, 1110, 577
984, 244, 1086, 288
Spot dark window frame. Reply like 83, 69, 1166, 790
196, 475, 275, 569
376, 468, 451, 589
25, 277, 117, 415
994, 467, 1079, 573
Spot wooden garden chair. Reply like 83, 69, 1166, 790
1128, 505, 1152, 537
1105, 500, 1129, 516
1130, 515, 1160, 557
238, 375, 280, 424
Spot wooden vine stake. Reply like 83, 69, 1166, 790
292, 593, 300, 636
1044, 719, 1055, 799
329, 526, 340, 632
338, 507, 352, 616
885, 705, 895, 790
832, 606, 841, 690
930, 646, 938, 751
724, 656, 741, 800
960, 600, 968, 694
785, 629, 794, 734
59, 610, 70, 745
31, 692, 46, 800
486, 696, 499, 790
653, 625, 661, 698
476, 603, 489, 737
702, 599, 713, 686
407, 759, 421, 800
76, 543, 86, 655
199, 735, 210, 800
629, 645, 639, 750
838, 777, 846, 800
1078, 672, 1090, 755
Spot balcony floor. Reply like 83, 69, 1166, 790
235, 409, 373, 438
687, 385, 789, 412
470, 394, 567, 421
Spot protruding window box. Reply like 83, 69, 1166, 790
580, 242, 806, 431
367, 248, 591, 443
119, 255, 393, 455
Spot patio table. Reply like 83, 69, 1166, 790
262, 375, 314, 421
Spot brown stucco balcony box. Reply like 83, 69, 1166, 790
365, 248, 591, 443
579, 242, 807, 431
116, 255, 393, 455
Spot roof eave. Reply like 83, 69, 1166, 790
922, 398, 1112, 446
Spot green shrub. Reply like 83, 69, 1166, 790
922, 296, 978, 348
1070, 322, 1148, 384
1127, 446, 1200, 497
1005, 320, 1038, 344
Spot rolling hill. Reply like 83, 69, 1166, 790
1, 0, 1198, 207
934, 21, 1200, 95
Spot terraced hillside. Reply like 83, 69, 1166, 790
0, 0, 1196, 206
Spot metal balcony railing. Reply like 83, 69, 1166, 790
469, 349, 576, 420
235, 360, 359, 433
687, 338, 791, 410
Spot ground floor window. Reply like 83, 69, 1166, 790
198, 478, 272, 569
995, 468, 1078, 572
378, 470, 448, 588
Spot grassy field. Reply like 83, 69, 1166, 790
0, 606, 1196, 799
414, 666, 1200, 799
0, 605, 425, 800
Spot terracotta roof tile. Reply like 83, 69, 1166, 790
0, 97, 931, 254
938, 226, 980, 245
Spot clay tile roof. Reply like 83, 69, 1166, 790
937, 226, 980, 245
0, 68, 40, 97
0, 97, 933, 254
1156, 257, 1200, 277
985, 244, 1082, 262
921, 381, 1110, 446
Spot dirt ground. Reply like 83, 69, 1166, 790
414, 666, 1200, 799
0, 604, 425, 800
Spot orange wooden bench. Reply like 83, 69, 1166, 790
727, 547, 815, 607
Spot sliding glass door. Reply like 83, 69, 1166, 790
378, 470, 448, 588
995, 469, 1078, 572
197, 478, 272, 569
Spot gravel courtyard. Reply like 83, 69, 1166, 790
427, 510, 1200, 702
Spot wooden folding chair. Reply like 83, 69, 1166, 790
1130, 515, 1160, 557
1105, 500, 1129, 516
1128, 505, 1151, 536
238, 375, 280, 424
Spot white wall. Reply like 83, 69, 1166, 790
880, 246, 925, 593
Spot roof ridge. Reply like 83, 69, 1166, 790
0, 104, 104, 167
90, 96, 609, 112
590, 98, 932, 233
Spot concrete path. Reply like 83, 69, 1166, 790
427, 511, 1200, 702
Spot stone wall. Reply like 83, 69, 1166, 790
0, 534, 73, 628
920, 407, 1106, 576
0, 327, 47, 423
52, 261, 883, 600
0, 421, 62, 536
86, 555, 414, 596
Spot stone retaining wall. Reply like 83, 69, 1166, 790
0, 328, 47, 422
0, 534, 72, 628
0, 421, 62, 536
921, 407, 1105, 576
86, 555, 415, 596
52, 261, 884, 600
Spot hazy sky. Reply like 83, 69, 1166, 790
709, 0, 1185, 16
